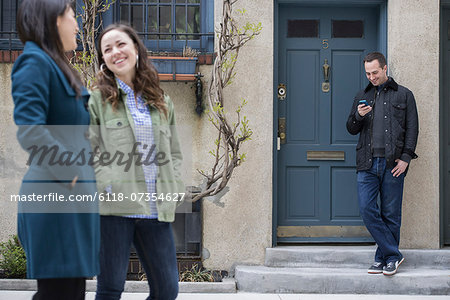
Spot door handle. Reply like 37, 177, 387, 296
323, 59, 330, 82
322, 59, 330, 93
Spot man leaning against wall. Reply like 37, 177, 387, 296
346, 52, 419, 276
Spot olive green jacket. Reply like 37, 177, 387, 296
88, 88, 184, 222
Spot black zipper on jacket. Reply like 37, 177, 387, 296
369, 89, 378, 157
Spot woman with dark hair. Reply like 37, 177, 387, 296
11, 0, 99, 299
88, 23, 184, 300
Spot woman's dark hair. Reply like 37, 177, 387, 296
94, 23, 167, 117
17, 0, 82, 96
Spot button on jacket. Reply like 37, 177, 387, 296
346, 77, 419, 172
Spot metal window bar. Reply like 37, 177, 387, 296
0, 1, 213, 53
1, 0, 20, 30
119, 1, 206, 52
0, 0, 21, 57
137, 32, 213, 53
0, 32, 22, 62
0, 31, 213, 54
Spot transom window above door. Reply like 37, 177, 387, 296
287, 20, 319, 38
286, 19, 364, 39
332, 20, 364, 38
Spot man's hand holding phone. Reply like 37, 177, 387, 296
357, 99, 372, 117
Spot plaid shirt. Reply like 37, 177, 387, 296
117, 78, 158, 219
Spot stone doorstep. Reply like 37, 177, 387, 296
235, 265, 450, 295
265, 246, 450, 269
0, 278, 237, 294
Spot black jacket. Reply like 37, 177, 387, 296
346, 77, 419, 171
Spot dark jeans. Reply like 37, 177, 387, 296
33, 278, 85, 300
357, 157, 404, 264
95, 216, 178, 300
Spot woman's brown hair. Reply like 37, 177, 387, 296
94, 23, 167, 117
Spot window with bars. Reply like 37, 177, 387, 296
0, 0, 214, 53
115, 0, 213, 52
0, 0, 22, 50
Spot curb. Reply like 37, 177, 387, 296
0, 278, 237, 294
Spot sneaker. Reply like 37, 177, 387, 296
367, 262, 384, 274
383, 257, 405, 276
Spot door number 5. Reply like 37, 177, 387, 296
322, 39, 329, 49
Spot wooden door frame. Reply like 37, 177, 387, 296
272, 0, 388, 246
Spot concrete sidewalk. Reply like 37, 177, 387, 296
0, 291, 450, 300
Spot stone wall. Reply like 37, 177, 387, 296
0, 64, 20, 244
388, 0, 440, 249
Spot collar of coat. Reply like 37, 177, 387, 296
24, 41, 90, 98
364, 76, 399, 93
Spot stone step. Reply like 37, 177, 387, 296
265, 246, 450, 269
235, 265, 450, 295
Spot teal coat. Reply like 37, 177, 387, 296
11, 42, 100, 278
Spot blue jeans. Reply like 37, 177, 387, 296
95, 216, 179, 300
357, 157, 404, 264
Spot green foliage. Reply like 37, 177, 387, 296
207, 113, 220, 128
243, 21, 262, 35
213, 103, 225, 114
222, 53, 237, 72
233, 7, 262, 38
207, 98, 252, 164
72, 0, 115, 87
235, 98, 247, 113
102, 0, 115, 10
237, 99, 253, 142
238, 115, 253, 141
72, 51, 97, 88
179, 264, 214, 282
236, 8, 247, 15
0, 235, 26, 279
219, 6, 262, 88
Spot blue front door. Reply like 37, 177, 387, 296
277, 5, 379, 242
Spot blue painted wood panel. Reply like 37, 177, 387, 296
287, 50, 320, 143
286, 167, 319, 220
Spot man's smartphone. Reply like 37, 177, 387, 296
359, 100, 369, 106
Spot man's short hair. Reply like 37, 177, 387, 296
363, 52, 386, 69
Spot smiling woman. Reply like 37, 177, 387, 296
89, 23, 184, 300
100, 29, 138, 87
94, 24, 167, 114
